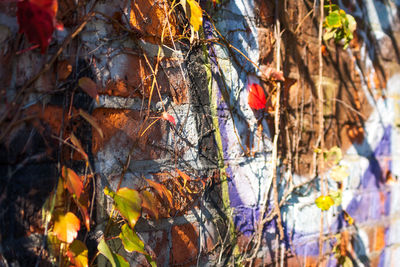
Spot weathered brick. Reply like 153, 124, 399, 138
101, 54, 187, 104
170, 223, 199, 266
92, 108, 167, 160
129, 0, 178, 44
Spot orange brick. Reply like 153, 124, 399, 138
101, 55, 187, 104
170, 224, 198, 266
92, 108, 167, 160
129, 0, 178, 44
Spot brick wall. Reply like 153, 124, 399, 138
1, 0, 400, 266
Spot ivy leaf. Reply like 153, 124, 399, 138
53, 212, 80, 243
324, 146, 342, 165
98, 239, 129, 267
328, 190, 342, 206
47, 233, 61, 258
330, 165, 349, 182
323, 29, 336, 41
17, 0, 56, 53
346, 14, 357, 33
263, 67, 285, 82
140, 191, 159, 219
176, 168, 191, 188
79, 109, 104, 139
119, 223, 147, 254
73, 192, 90, 231
66, 239, 88, 267
62, 166, 84, 199
325, 11, 342, 28
78, 77, 100, 104
343, 210, 354, 225
69, 133, 88, 161
104, 187, 142, 229
162, 112, 176, 126
186, 0, 203, 32
315, 195, 334, 211
145, 178, 173, 207
57, 60, 72, 81
248, 83, 267, 110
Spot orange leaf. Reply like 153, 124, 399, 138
162, 112, 176, 126
79, 109, 104, 139
140, 191, 159, 220
73, 192, 90, 231
248, 83, 266, 110
53, 212, 80, 243
62, 166, 84, 199
176, 169, 191, 188
145, 178, 173, 207
78, 77, 100, 104
69, 133, 88, 160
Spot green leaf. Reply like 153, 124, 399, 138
325, 11, 342, 28
104, 187, 142, 228
98, 239, 129, 267
342, 255, 354, 267
119, 224, 147, 254
67, 239, 88, 267
328, 190, 342, 206
315, 195, 334, 211
145, 254, 157, 267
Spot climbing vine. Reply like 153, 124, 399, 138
3, 0, 388, 266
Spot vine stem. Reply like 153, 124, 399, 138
317, 0, 325, 262
248, 2, 284, 265
272, 0, 284, 242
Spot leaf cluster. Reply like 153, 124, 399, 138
323, 4, 356, 48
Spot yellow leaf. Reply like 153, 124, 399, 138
186, 0, 202, 31
67, 239, 88, 267
53, 212, 80, 243
343, 210, 354, 225
315, 195, 334, 211
104, 187, 142, 229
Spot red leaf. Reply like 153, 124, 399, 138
248, 83, 266, 110
162, 112, 176, 126
17, 0, 57, 53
